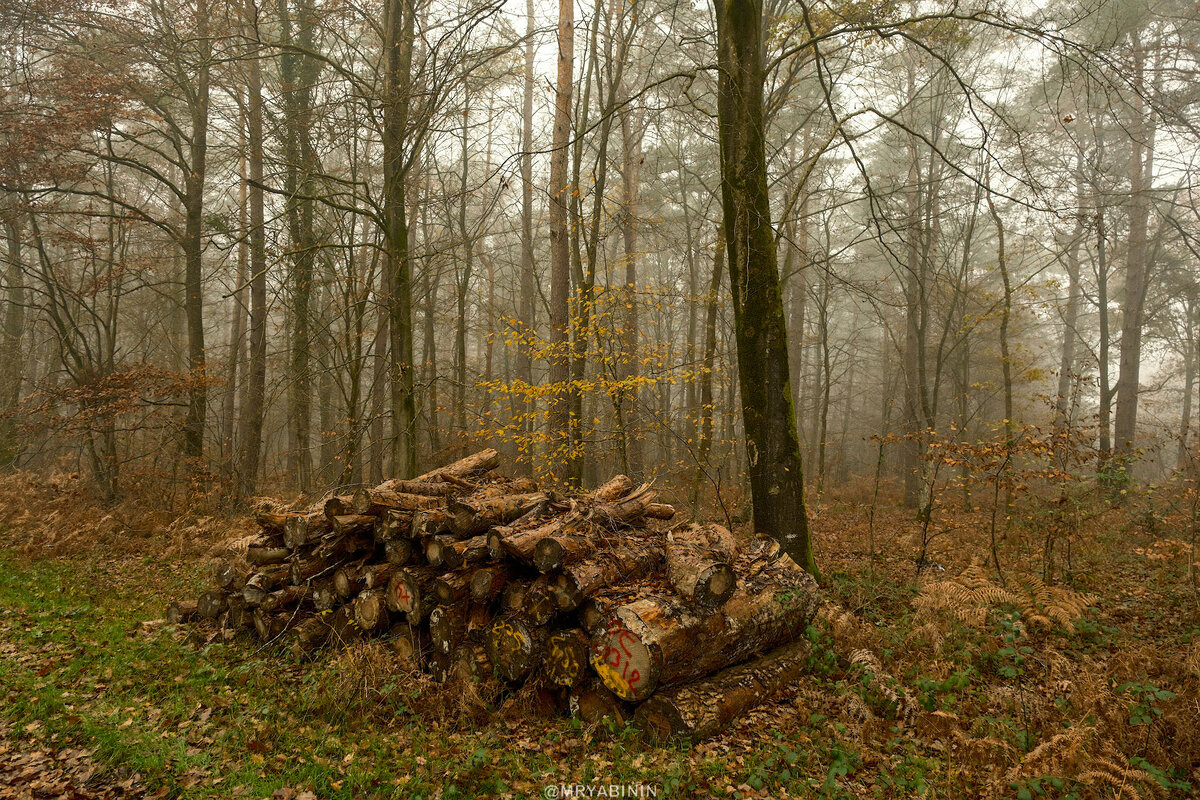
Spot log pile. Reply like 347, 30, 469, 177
169, 449, 820, 743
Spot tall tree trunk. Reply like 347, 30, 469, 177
480, 249, 496, 422
1179, 295, 1197, 469
619, 105, 643, 479
454, 102, 472, 440
340, 253, 366, 486
368, 274, 389, 483
223, 141, 249, 472
1097, 207, 1113, 463
237, 0, 268, 496
1055, 162, 1085, 426
567, 3, 610, 487
516, 0, 537, 459
988, 184, 1015, 519
421, 240, 442, 454
181, 0, 211, 464
1113, 36, 1155, 463
836, 318, 856, 486
0, 217, 26, 465
786, 216, 807, 454
900, 119, 923, 508
690, 230, 724, 510
714, 0, 817, 578
814, 258, 831, 495
279, 0, 320, 489
384, 0, 418, 477
547, 0, 574, 483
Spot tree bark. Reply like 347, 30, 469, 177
278, 0, 319, 489
516, 0, 537, 454
618, 104, 644, 479
0, 218, 26, 465
447, 491, 549, 537
547, 0, 575, 483
634, 638, 810, 743
180, 0, 212, 465
589, 542, 819, 701
713, 1, 816, 577
383, 0, 419, 478
553, 541, 664, 611
665, 523, 738, 608
1113, 35, 1156, 464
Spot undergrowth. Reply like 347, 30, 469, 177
0, 471, 1197, 798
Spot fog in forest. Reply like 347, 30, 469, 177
1, 0, 1197, 513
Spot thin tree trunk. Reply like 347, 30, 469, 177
1056, 161, 1085, 426
987, 183, 1015, 520
836, 321, 856, 486
454, 101, 472, 438
1113, 36, 1155, 463
1097, 206, 1112, 463
480, 250, 496, 422
815, 258, 831, 495
1179, 296, 1197, 469
223, 141, 249, 472
516, 0, 537, 459
384, 0, 418, 478
0, 217, 26, 465
619, 105, 643, 479
279, 0, 320, 489
181, 0, 211, 464
785, 217, 806, 454
237, 0, 268, 496
421, 236, 442, 454
368, 270, 389, 483
901, 113, 923, 508
547, 0, 574, 483
690, 230, 724, 510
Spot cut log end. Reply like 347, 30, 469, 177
544, 629, 590, 688
388, 623, 427, 664
590, 613, 661, 702
486, 616, 542, 683
523, 580, 558, 627
634, 699, 686, 741
197, 590, 227, 620
532, 538, 564, 573
386, 568, 433, 621
451, 643, 490, 683
694, 563, 737, 608
470, 565, 508, 602
353, 591, 389, 632
166, 599, 198, 625
569, 683, 631, 727
428, 605, 466, 655
384, 539, 413, 566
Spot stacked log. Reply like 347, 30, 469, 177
168, 448, 820, 743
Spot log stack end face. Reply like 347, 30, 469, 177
487, 616, 540, 683
168, 450, 822, 746
632, 699, 687, 744
388, 570, 418, 617
589, 612, 662, 702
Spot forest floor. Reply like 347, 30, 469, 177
0, 469, 1197, 799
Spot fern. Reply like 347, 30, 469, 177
914, 566, 1097, 634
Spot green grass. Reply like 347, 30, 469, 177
0, 549, 875, 799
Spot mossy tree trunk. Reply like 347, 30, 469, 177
713, 0, 817, 578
